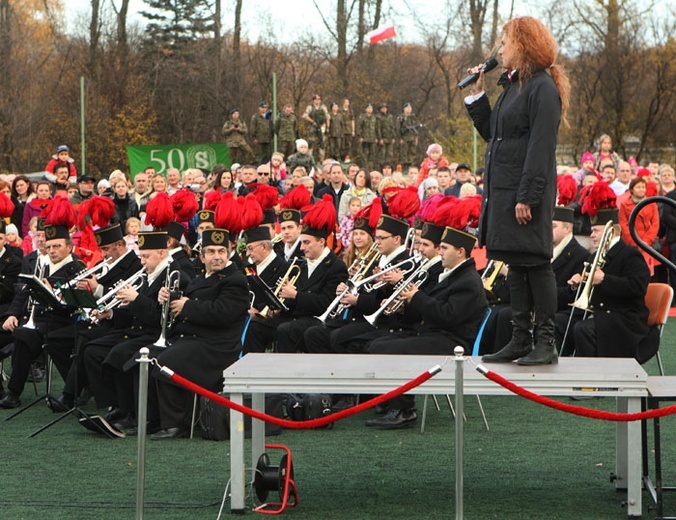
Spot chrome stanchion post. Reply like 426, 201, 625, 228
454, 346, 465, 520
136, 347, 151, 520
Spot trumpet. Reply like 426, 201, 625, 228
154, 269, 182, 348
315, 258, 418, 323
260, 258, 302, 317
192, 239, 202, 254
363, 259, 431, 326
94, 267, 147, 315
271, 232, 284, 244
316, 245, 381, 322
60, 257, 114, 291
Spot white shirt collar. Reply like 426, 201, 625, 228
552, 233, 574, 263
379, 245, 407, 268
148, 257, 172, 285
438, 258, 469, 283
48, 253, 75, 276
306, 247, 330, 278
284, 238, 300, 260
256, 251, 277, 275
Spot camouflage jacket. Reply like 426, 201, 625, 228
250, 112, 272, 143
377, 113, 396, 140
222, 119, 249, 147
357, 113, 377, 142
274, 113, 298, 141
396, 113, 420, 141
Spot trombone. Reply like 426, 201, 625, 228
153, 269, 182, 348
260, 258, 302, 317
363, 258, 431, 326
561, 220, 615, 350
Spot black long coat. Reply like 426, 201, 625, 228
467, 70, 561, 265
157, 263, 250, 389
588, 240, 650, 358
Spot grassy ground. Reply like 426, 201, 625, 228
2, 323, 676, 519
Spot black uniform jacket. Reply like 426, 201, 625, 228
405, 258, 488, 350
170, 248, 196, 280
0, 247, 22, 309
467, 70, 561, 264
553, 236, 589, 311
284, 251, 347, 318
354, 250, 411, 316
250, 254, 289, 312
589, 239, 650, 359
97, 250, 144, 295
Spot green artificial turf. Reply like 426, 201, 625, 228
1, 323, 676, 519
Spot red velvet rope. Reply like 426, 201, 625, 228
165, 366, 440, 429
478, 365, 676, 422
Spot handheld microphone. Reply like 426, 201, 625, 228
457, 58, 499, 90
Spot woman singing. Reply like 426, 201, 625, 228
465, 16, 570, 365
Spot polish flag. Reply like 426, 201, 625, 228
368, 24, 396, 45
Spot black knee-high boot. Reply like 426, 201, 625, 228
482, 267, 534, 363
517, 264, 558, 365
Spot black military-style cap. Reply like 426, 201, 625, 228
197, 210, 215, 224
421, 222, 445, 246
245, 226, 273, 244
261, 208, 276, 226
279, 209, 302, 224
553, 206, 574, 223
441, 226, 477, 254
36, 218, 46, 231
377, 214, 409, 240
44, 225, 70, 241
353, 217, 374, 236
591, 208, 618, 226
202, 228, 230, 248
138, 231, 167, 250
165, 221, 184, 242
94, 224, 124, 247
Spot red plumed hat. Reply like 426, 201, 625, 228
203, 190, 222, 212
581, 181, 616, 217
215, 191, 241, 235
557, 174, 578, 206
42, 195, 77, 229
301, 194, 336, 239
241, 194, 264, 231
447, 195, 482, 230
0, 193, 14, 219
387, 186, 420, 220
144, 192, 174, 229
430, 196, 460, 227
354, 198, 383, 233
279, 185, 311, 210
251, 184, 279, 211
170, 188, 199, 222
78, 195, 115, 229
417, 193, 444, 222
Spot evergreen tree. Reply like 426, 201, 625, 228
141, 0, 213, 50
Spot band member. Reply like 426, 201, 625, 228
151, 227, 250, 439
81, 231, 181, 434
0, 201, 85, 409
275, 186, 310, 262
166, 221, 196, 280
467, 16, 570, 366
272, 196, 348, 353
365, 224, 488, 428
50, 222, 143, 412
190, 208, 216, 274
570, 207, 655, 361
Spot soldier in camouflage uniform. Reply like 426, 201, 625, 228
396, 102, 420, 171
302, 94, 329, 164
357, 103, 378, 172
376, 103, 396, 165
274, 104, 298, 159
340, 98, 355, 161
326, 103, 344, 160
250, 101, 272, 165
222, 109, 254, 165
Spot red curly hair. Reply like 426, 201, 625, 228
499, 16, 570, 121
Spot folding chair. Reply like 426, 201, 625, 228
420, 308, 492, 433
644, 282, 673, 376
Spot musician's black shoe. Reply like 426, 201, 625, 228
150, 427, 188, 440
27, 364, 44, 383
365, 408, 417, 429
332, 396, 355, 412
0, 391, 21, 409
374, 404, 388, 415
113, 416, 137, 435
105, 407, 128, 423
47, 394, 73, 413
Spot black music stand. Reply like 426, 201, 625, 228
4, 276, 64, 422
246, 270, 289, 313
29, 285, 108, 437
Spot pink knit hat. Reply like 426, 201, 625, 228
426, 143, 442, 156
581, 151, 594, 165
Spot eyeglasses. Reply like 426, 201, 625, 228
258, 171, 271, 176
374, 234, 393, 242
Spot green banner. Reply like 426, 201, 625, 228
126, 143, 230, 178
